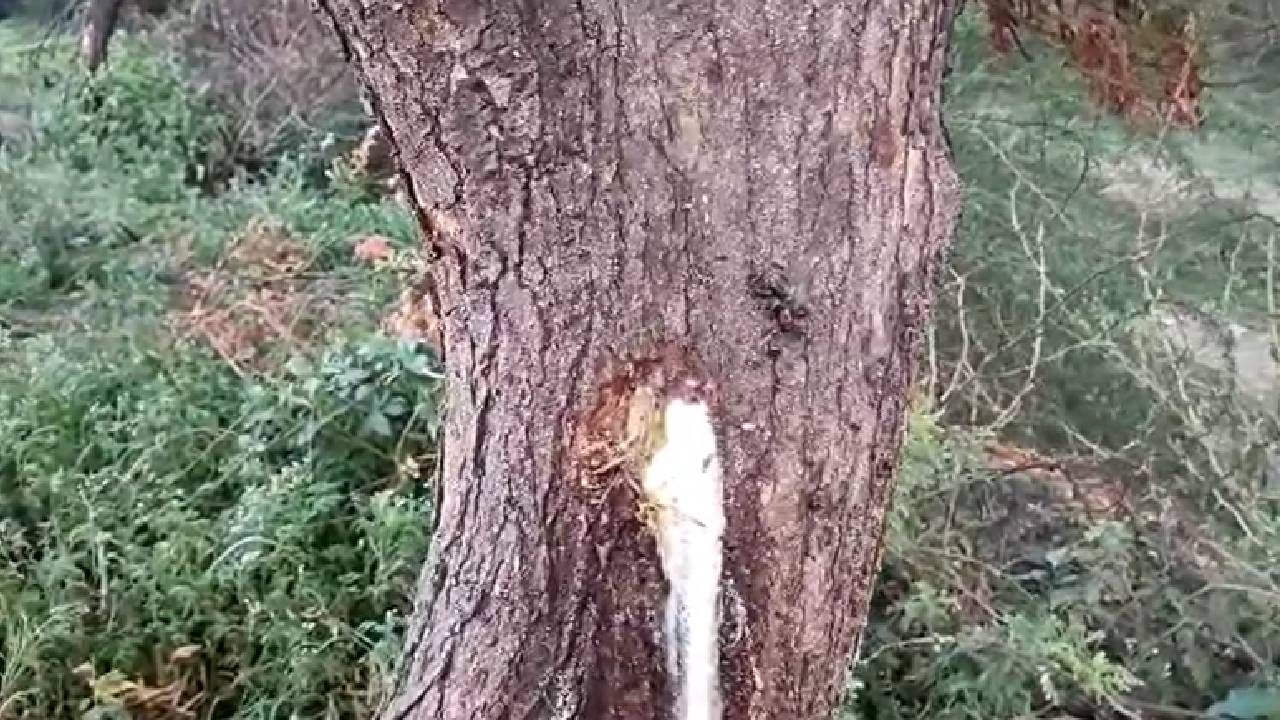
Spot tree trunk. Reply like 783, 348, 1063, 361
315, 2, 962, 718
81, 0, 125, 73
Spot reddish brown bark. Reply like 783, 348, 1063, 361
315, 1, 962, 718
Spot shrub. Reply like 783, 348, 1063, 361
0, 330, 439, 719
42, 33, 237, 198
1, 23, 434, 717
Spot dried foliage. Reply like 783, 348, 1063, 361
154, 0, 363, 155
169, 216, 321, 375
380, 285, 441, 352
982, 0, 1204, 127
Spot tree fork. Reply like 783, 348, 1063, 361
314, 1, 963, 718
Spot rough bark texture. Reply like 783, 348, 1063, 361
81, 0, 125, 73
315, 1, 962, 718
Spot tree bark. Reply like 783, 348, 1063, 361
315, 1, 962, 718
81, 0, 125, 73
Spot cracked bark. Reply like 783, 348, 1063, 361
314, 1, 962, 718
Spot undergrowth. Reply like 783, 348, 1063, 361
849, 8, 1280, 720
849, 409, 1280, 719
0, 332, 440, 719
1, 21, 436, 719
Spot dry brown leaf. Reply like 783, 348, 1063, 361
354, 234, 395, 264
169, 645, 202, 663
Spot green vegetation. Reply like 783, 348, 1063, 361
847, 10, 1280, 720
1, 22, 436, 719
1, 5, 1278, 720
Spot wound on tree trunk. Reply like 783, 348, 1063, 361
314, 1, 962, 718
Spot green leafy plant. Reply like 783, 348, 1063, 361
0, 329, 439, 719
847, 412, 1142, 720
41, 34, 236, 199
1, 23, 436, 717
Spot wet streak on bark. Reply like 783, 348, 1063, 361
314, 1, 962, 718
